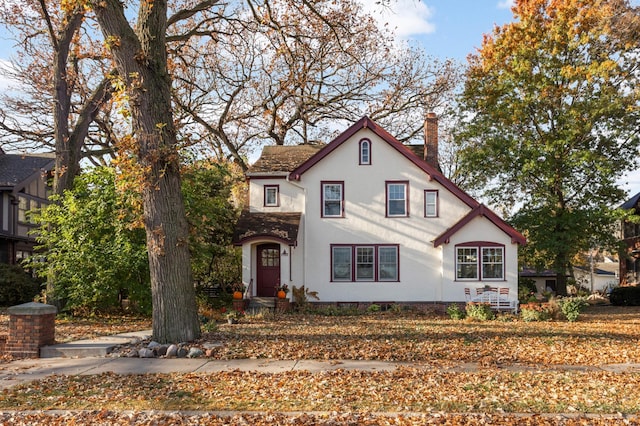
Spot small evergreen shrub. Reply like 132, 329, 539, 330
557, 297, 589, 322
446, 303, 466, 320
465, 302, 495, 321
609, 286, 640, 306
0, 263, 42, 306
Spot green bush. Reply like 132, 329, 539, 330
519, 302, 552, 322
446, 304, 466, 320
367, 304, 381, 313
518, 277, 538, 303
465, 302, 495, 321
557, 297, 588, 322
609, 286, 640, 306
0, 263, 41, 306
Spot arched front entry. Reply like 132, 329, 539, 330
257, 243, 280, 297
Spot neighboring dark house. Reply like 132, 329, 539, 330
620, 191, 640, 286
0, 148, 54, 264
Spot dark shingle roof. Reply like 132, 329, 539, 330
233, 211, 301, 245
621, 192, 640, 211
0, 153, 54, 188
248, 145, 324, 174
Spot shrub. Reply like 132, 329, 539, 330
557, 297, 589, 322
0, 263, 41, 306
367, 304, 381, 313
609, 286, 640, 306
446, 303, 466, 320
520, 302, 553, 322
465, 302, 495, 321
518, 277, 538, 303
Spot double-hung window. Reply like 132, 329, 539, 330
331, 245, 399, 282
386, 181, 408, 217
424, 190, 438, 217
455, 244, 504, 280
322, 182, 344, 217
264, 185, 279, 207
332, 246, 352, 281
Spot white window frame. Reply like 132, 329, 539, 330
356, 246, 375, 281
424, 190, 438, 217
481, 247, 504, 280
322, 182, 344, 218
264, 185, 279, 207
331, 244, 399, 282
332, 246, 352, 281
359, 138, 371, 165
455, 244, 505, 281
386, 181, 408, 217
378, 246, 399, 281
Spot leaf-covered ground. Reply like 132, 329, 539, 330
2, 305, 640, 425
0, 311, 151, 344
198, 305, 640, 367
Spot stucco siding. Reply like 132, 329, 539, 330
297, 128, 474, 302
249, 178, 305, 213
440, 215, 519, 302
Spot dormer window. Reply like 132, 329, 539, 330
359, 138, 371, 165
264, 185, 279, 207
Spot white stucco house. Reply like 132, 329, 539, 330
233, 115, 526, 308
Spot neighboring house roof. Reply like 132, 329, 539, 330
289, 116, 480, 209
621, 191, 640, 211
520, 268, 559, 277
233, 212, 301, 245
433, 202, 526, 247
248, 145, 324, 175
0, 153, 54, 191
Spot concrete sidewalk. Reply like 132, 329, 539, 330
2, 329, 640, 391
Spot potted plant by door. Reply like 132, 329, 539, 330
232, 283, 245, 300
276, 283, 289, 299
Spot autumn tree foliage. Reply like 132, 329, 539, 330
457, 0, 640, 294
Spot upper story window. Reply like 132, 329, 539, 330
386, 181, 409, 217
322, 181, 344, 218
359, 138, 371, 165
424, 190, 439, 217
455, 243, 504, 281
264, 185, 279, 207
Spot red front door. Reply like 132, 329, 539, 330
257, 243, 280, 297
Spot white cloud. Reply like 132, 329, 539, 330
358, 0, 435, 39
497, 0, 515, 9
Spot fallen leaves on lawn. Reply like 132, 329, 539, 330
201, 307, 640, 367
0, 411, 637, 425
2, 368, 640, 415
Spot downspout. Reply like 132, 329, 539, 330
286, 174, 306, 288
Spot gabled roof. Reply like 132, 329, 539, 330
434, 204, 526, 247
248, 145, 324, 175
232, 211, 301, 245
0, 153, 54, 191
621, 191, 640, 211
289, 116, 480, 209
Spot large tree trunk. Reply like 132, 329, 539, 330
92, 0, 200, 343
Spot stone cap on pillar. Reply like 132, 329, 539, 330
7, 302, 57, 315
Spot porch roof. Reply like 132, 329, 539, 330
233, 211, 301, 246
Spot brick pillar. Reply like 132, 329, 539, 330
5, 302, 57, 358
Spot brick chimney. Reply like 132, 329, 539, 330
424, 112, 440, 171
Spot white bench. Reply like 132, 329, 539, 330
467, 289, 519, 313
